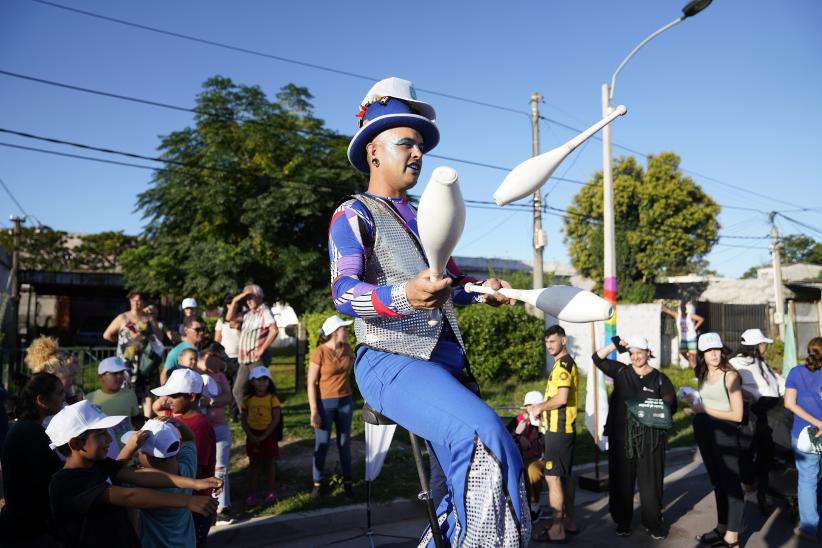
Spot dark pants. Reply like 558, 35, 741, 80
694, 413, 745, 532
608, 437, 667, 532
193, 512, 211, 547
739, 399, 776, 492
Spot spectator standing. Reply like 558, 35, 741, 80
85, 357, 144, 447
783, 337, 822, 542
241, 366, 282, 507
729, 328, 784, 507
661, 301, 704, 369
166, 297, 199, 345
46, 400, 220, 548
161, 316, 206, 385
593, 335, 677, 540
103, 292, 163, 415
526, 325, 578, 542
308, 315, 355, 499
151, 369, 217, 547
0, 373, 64, 546
690, 332, 745, 548
228, 285, 279, 411
215, 299, 242, 417
197, 345, 234, 524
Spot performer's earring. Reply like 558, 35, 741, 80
371, 158, 380, 167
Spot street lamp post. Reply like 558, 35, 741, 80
601, 0, 712, 352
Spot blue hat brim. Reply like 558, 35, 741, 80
347, 113, 440, 173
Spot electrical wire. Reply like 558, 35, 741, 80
0, 174, 29, 216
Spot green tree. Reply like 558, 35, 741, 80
564, 153, 720, 302
120, 77, 365, 312
780, 235, 822, 265
0, 227, 72, 270
70, 231, 138, 271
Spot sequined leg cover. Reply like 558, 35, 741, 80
354, 345, 530, 547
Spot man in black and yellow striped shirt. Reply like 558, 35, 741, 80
525, 324, 578, 542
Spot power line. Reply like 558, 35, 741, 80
776, 212, 822, 238
29, 0, 529, 118
0, 174, 29, 216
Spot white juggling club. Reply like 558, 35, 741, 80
493, 105, 628, 206
416, 166, 465, 326
464, 283, 613, 323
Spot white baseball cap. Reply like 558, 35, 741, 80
151, 368, 205, 396
98, 356, 128, 375
120, 419, 182, 459
523, 391, 544, 406
625, 336, 650, 351
698, 332, 724, 352
201, 374, 220, 398
249, 365, 272, 381
320, 315, 353, 338
46, 400, 126, 449
740, 328, 773, 346
181, 297, 198, 309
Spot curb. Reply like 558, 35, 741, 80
208, 497, 426, 547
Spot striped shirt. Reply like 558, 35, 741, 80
542, 355, 578, 434
238, 306, 275, 365
328, 194, 479, 319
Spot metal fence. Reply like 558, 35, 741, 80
699, 302, 770, 353
1, 346, 118, 393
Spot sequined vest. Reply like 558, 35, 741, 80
352, 193, 465, 360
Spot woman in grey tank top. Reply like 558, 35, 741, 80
688, 332, 745, 547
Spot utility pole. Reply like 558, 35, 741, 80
769, 212, 785, 339
530, 92, 546, 316
9, 215, 25, 349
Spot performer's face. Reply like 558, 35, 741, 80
371, 127, 424, 189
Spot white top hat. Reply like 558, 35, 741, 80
98, 356, 128, 375
625, 336, 650, 351
181, 297, 198, 309
320, 315, 353, 338
249, 365, 272, 381
151, 368, 205, 396
698, 332, 724, 352
740, 328, 773, 346
120, 419, 182, 459
46, 400, 126, 449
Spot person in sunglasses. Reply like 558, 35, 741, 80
161, 316, 206, 385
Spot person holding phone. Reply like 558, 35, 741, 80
592, 336, 677, 540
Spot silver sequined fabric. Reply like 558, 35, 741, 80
352, 193, 464, 360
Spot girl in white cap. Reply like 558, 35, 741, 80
690, 332, 745, 548
308, 315, 355, 499
729, 328, 783, 507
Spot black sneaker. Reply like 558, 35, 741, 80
616, 524, 631, 537
649, 527, 667, 540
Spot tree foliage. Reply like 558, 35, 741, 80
0, 228, 136, 271
564, 153, 720, 302
120, 77, 366, 312
780, 235, 822, 265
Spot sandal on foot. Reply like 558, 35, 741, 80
532, 527, 567, 544
695, 528, 724, 544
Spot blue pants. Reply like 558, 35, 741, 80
313, 395, 353, 482
355, 341, 529, 547
793, 438, 821, 536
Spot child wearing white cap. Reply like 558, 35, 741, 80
120, 418, 201, 548
46, 401, 221, 548
85, 356, 144, 447
151, 369, 217, 546
513, 391, 546, 521
241, 365, 282, 507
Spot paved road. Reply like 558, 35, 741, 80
210, 447, 817, 547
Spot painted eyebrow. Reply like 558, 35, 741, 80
392, 137, 424, 148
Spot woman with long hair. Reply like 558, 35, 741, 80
729, 328, 784, 507
307, 315, 355, 499
690, 333, 745, 547
783, 337, 822, 542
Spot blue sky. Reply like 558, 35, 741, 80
1, 0, 820, 279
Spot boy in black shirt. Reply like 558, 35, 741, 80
46, 400, 221, 548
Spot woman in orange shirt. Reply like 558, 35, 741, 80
308, 315, 355, 499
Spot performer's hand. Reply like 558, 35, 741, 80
406, 270, 453, 310
482, 278, 515, 307
310, 411, 322, 430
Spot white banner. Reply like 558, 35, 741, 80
365, 422, 396, 481
584, 366, 609, 451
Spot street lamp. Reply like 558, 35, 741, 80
600, 0, 712, 351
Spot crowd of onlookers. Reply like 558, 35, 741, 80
0, 286, 357, 548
